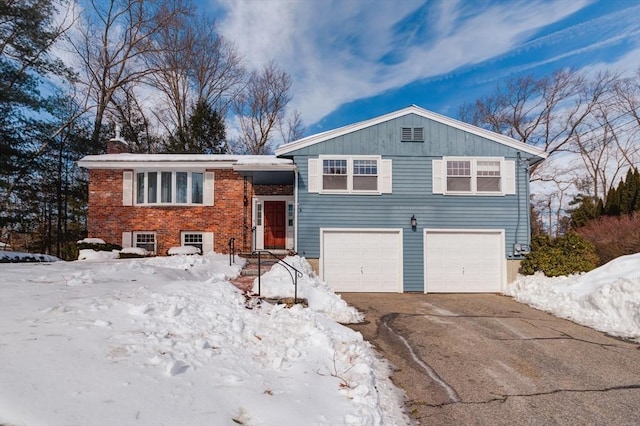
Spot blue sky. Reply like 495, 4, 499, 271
204, 0, 639, 136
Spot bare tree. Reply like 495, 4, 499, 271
144, 11, 244, 142
233, 62, 299, 154
459, 69, 614, 167
69, 0, 188, 147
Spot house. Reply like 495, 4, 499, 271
78, 105, 546, 293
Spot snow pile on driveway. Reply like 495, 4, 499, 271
252, 255, 363, 324
507, 253, 640, 341
0, 253, 408, 426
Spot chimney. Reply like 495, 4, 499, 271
106, 124, 130, 154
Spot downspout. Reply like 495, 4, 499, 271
294, 166, 299, 253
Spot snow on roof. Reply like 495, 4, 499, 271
77, 154, 294, 170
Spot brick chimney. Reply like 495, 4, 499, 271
106, 124, 130, 154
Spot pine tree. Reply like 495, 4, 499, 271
164, 101, 227, 154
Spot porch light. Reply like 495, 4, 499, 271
410, 214, 417, 229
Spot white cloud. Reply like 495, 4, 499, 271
218, 0, 592, 125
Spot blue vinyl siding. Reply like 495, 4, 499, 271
284, 113, 540, 291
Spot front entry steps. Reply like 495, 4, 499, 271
229, 254, 278, 293
230, 254, 308, 308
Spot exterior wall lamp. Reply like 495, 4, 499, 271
410, 214, 417, 230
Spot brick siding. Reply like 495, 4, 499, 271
87, 168, 286, 254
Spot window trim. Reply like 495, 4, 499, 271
133, 232, 156, 254
181, 231, 204, 254
319, 155, 382, 194
134, 170, 206, 205
443, 157, 505, 195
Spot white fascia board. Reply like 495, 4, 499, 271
77, 159, 237, 170
232, 164, 296, 172
77, 154, 294, 170
276, 105, 548, 160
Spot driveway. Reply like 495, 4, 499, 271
341, 293, 640, 425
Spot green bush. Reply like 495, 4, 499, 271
520, 233, 599, 277
77, 242, 122, 252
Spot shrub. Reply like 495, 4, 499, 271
77, 242, 122, 252
576, 212, 640, 265
520, 233, 599, 277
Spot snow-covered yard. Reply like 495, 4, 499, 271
0, 253, 407, 426
1, 251, 638, 425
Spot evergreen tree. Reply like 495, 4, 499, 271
568, 194, 601, 228
164, 101, 227, 154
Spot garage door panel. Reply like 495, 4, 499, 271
322, 230, 402, 292
425, 230, 503, 293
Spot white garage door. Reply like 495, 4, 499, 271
424, 230, 504, 293
321, 229, 403, 292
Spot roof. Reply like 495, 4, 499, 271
78, 154, 295, 171
275, 105, 548, 159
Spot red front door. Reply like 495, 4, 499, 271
264, 201, 286, 249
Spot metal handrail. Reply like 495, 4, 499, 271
228, 238, 235, 266
252, 250, 303, 304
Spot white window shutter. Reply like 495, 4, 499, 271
122, 171, 133, 205
432, 160, 444, 194
204, 172, 215, 205
382, 159, 392, 193
122, 232, 132, 248
504, 160, 516, 194
203, 232, 214, 254
308, 158, 319, 193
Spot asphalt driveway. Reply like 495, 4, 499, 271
341, 293, 640, 425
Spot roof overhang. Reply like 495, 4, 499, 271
78, 154, 295, 171
276, 105, 549, 161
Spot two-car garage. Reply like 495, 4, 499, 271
320, 228, 505, 293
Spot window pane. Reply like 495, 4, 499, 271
478, 177, 501, 192
183, 233, 203, 253
477, 161, 500, 176
148, 172, 157, 203
353, 159, 377, 175
353, 159, 378, 191
447, 161, 471, 177
322, 159, 347, 190
447, 177, 471, 191
256, 203, 262, 226
136, 233, 155, 253
353, 176, 378, 190
287, 203, 294, 226
323, 159, 347, 175
161, 171, 172, 203
192, 172, 203, 204
176, 172, 187, 203
323, 175, 348, 190
136, 173, 144, 203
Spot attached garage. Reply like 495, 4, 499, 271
321, 229, 403, 292
424, 229, 505, 293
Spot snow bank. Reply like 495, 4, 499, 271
168, 245, 201, 255
0, 254, 408, 425
252, 256, 363, 324
77, 248, 119, 261
507, 253, 640, 340
77, 237, 106, 244
120, 247, 150, 256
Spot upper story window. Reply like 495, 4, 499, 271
320, 156, 381, 193
401, 127, 424, 142
135, 171, 204, 205
433, 157, 513, 195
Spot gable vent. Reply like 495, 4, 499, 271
401, 127, 424, 142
